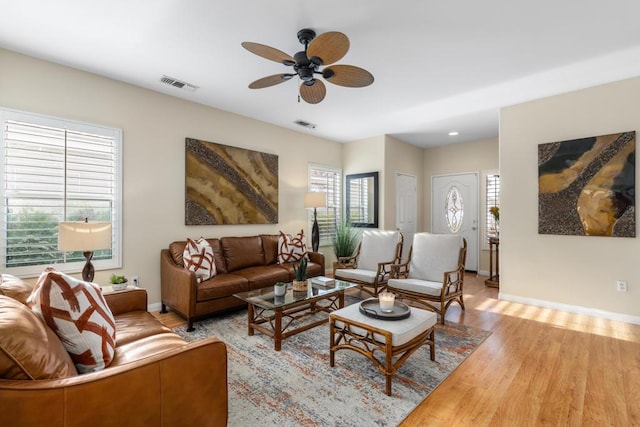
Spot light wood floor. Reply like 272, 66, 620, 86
401, 274, 640, 427
153, 274, 640, 426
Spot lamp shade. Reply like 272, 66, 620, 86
304, 192, 327, 209
58, 222, 112, 251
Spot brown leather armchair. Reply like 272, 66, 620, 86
0, 275, 228, 427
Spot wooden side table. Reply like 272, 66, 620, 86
485, 236, 500, 288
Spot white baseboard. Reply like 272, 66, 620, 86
499, 292, 640, 325
148, 302, 162, 313
477, 269, 489, 276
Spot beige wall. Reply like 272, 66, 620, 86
343, 136, 385, 225
501, 77, 640, 320
0, 48, 342, 306
423, 138, 499, 273
383, 135, 424, 233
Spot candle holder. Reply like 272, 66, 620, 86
378, 291, 395, 313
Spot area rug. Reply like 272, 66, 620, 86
173, 300, 490, 427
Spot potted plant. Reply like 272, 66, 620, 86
490, 206, 500, 236
292, 258, 308, 292
110, 274, 128, 291
274, 281, 286, 296
333, 221, 359, 258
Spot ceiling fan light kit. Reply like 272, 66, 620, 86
242, 28, 374, 104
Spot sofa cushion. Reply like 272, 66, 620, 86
196, 273, 249, 302
28, 268, 117, 374
233, 265, 291, 290
109, 332, 187, 367
114, 311, 173, 347
0, 295, 78, 379
0, 274, 33, 305
260, 234, 279, 265
183, 237, 217, 282
278, 261, 322, 280
277, 230, 308, 264
221, 236, 265, 272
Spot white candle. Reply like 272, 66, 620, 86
379, 292, 395, 312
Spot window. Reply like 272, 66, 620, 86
486, 172, 500, 238
1, 109, 122, 277
308, 164, 341, 247
445, 185, 464, 233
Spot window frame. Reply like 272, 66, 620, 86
484, 170, 500, 250
308, 163, 342, 248
0, 108, 123, 278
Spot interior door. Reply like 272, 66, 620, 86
396, 172, 417, 261
431, 173, 479, 272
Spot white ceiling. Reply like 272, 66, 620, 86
3, 1, 640, 148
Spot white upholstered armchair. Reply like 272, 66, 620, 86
387, 233, 467, 324
333, 229, 403, 296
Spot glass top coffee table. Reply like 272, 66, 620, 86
233, 279, 357, 351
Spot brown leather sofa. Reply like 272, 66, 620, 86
0, 274, 228, 427
161, 234, 325, 331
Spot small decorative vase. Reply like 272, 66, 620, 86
274, 284, 286, 296
292, 280, 307, 292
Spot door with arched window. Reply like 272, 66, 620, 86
431, 172, 479, 272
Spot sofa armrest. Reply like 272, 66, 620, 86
160, 249, 197, 317
307, 251, 325, 274
0, 338, 228, 427
104, 288, 148, 315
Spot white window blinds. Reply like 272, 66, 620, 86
308, 164, 341, 246
486, 172, 500, 238
1, 109, 122, 277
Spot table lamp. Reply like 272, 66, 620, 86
304, 192, 327, 252
58, 220, 112, 282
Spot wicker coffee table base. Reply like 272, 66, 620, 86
330, 307, 436, 396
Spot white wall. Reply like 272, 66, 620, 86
0, 48, 342, 306
501, 77, 640, 321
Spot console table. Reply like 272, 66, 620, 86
485, 236, 499, 288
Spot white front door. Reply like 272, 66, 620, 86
431, 172, 479, 272
395, 172, 416, 261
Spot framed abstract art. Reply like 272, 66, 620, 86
538, 131, 635, 237
185, 138, 278, 225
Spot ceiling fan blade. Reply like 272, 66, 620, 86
307, 31, 349, 65
299, 80, 326, 104
323, 65, 374, 87
242, 42, 295, 65
248, 74, 293, 89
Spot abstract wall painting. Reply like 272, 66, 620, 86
185, 138, 278, 225
538, 131, 635, 237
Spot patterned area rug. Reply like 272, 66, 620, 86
173, 298, 490, 427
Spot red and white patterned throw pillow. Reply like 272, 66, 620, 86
183, 237, 216, 282
277, 230, 308, 264
28, 267, 116, 374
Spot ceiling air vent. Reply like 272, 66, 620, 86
294, 120, 317, 129
160, 75, 199, 92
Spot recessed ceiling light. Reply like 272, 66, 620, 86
448, 131, 459, 136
